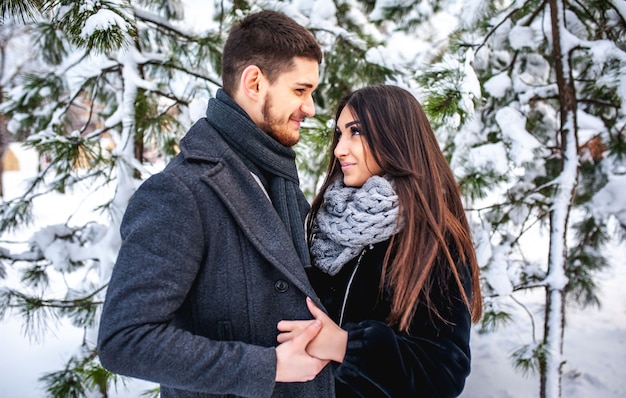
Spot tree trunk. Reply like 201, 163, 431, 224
541, 0, 579, 397
0, 97, 8, 198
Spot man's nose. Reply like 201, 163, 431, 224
301, 95, 315, 117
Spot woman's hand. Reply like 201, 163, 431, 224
277, 297, 347, 363
275, 319, 329, 382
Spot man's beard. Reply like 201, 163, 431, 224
258, 93, 299, 147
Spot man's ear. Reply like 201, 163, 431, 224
239, 65, 263, 101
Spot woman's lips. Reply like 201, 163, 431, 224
340, 162, 355, 171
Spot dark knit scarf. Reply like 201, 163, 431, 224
206, 89, 311, 268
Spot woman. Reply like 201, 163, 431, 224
278, 85, 482, 397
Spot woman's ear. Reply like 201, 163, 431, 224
239, 65, 263, 101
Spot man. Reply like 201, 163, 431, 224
97, 10, 334, 398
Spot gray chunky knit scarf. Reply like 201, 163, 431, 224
206, 89, 311, 267
310, 175, 401, 275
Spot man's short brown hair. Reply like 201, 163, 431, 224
221, 10, 323, 96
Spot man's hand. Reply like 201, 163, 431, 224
275, 319, 329, 382
277, 297, 347, 363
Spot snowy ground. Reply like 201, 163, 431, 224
1, 145, 625, 397
465, 246, 626, 398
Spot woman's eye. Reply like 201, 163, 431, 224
334, 128, 342, 139
350, 126, 361, 136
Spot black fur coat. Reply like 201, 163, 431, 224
308, 240, 473, 398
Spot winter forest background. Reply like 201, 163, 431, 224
0, 0, 625, 397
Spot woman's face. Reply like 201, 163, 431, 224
334, 106, 383, 187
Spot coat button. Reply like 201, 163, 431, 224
274, 280, 289, 293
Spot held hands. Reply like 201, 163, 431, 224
274, 318, 329, 382
277, 297, 347, 364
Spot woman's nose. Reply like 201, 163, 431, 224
334, 135, 347, 158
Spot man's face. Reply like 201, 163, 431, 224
257, 57, 319, 147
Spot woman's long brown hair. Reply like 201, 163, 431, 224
307, 85, 482, 332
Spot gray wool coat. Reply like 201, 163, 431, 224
97, 118, 335, 398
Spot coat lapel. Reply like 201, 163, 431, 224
201, 152, 316, 298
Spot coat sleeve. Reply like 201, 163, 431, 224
334, 274, 473, 398
96, 171, 277, 397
